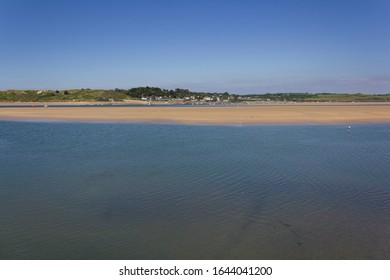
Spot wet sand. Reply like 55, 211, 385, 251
1, 104, 390, 124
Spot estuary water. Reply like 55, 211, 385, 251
0, 121, 389, 259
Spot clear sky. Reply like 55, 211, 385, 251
1, 0, 389, 94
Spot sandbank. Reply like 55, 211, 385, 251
1, 104, 390, 124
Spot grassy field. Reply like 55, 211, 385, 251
0, 89, 129, 102
241, 93, 390, 102
303, 93, 390, 102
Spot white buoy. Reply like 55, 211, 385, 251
348, 125, 351, 129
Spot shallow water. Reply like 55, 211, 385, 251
0, 121, 389, 259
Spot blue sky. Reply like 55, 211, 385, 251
1, 0, 389, 94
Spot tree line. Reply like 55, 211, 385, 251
113, 87, 235, 100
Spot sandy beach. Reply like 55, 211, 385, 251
1, 104, 390, 124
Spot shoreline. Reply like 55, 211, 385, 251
1, 104, 390, 125
1, 101, 390, 107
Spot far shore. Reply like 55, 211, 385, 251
1, 103, 390, 124
1, 101, 390, 106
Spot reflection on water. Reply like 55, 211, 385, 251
0, 121, 389, 259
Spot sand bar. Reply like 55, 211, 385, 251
1, 104, 390, 124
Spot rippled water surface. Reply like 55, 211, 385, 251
1, 121, 389, 259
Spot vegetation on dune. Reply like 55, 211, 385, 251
0, 87, 389, 103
